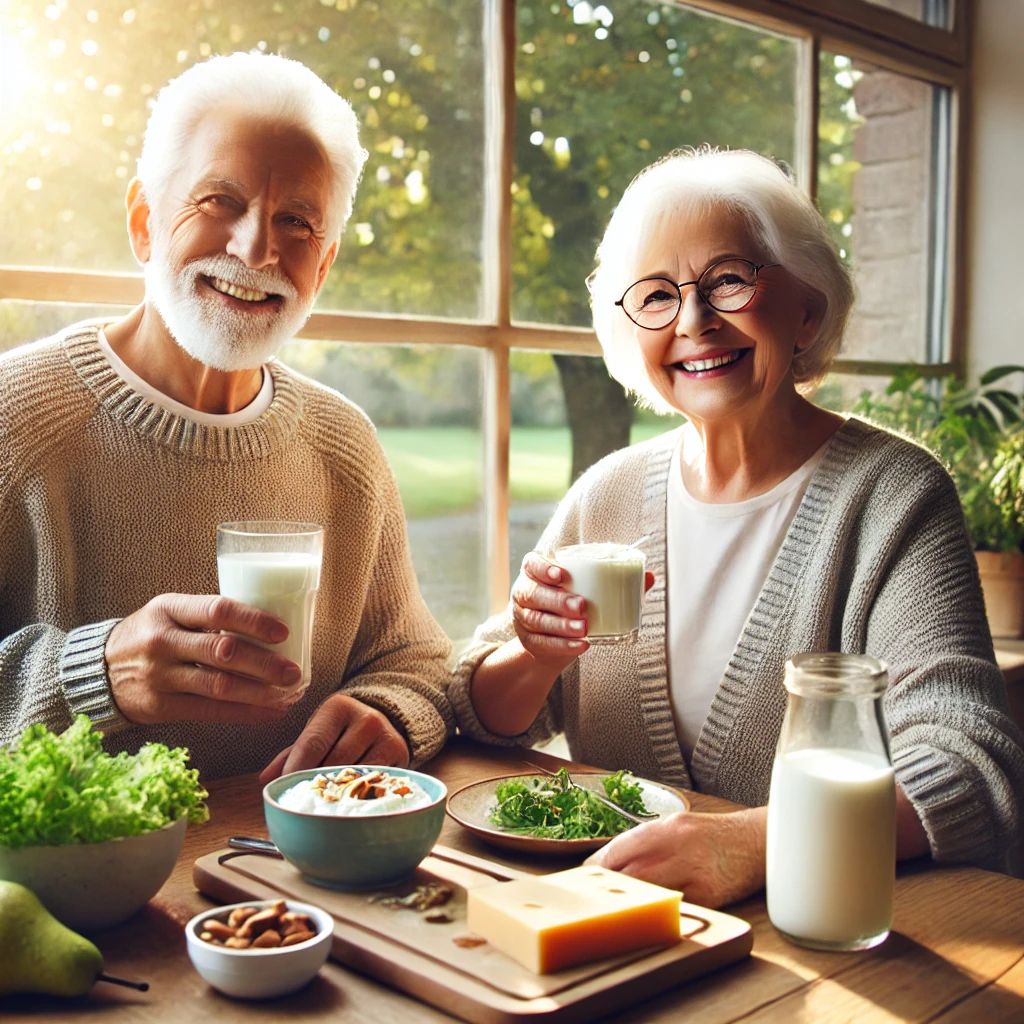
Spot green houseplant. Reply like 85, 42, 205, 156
851, 365, 1024, 638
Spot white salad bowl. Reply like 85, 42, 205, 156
185, 899, 334, 1000
0, 816, 187, 932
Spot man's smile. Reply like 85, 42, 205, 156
203, 274, 279, 304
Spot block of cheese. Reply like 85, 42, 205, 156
466, 865, 682, 974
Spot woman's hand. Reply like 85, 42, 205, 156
510, 552, 591, 667
584, 807, 768, 909
511, 552, 656, 667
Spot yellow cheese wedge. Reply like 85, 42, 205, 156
466, 865, 682, 974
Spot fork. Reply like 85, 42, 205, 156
522, 760, 659, 826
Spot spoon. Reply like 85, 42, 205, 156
228, 835, 283, 857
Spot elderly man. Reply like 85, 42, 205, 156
0, 52, 454, 779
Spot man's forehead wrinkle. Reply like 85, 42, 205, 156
191, 175, 248, 195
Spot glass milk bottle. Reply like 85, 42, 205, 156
766, 653, 896, 951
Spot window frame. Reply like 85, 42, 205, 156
0, 0, 973, 615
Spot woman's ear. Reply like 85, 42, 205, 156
794, 286, 826, 352
125, 178, 152, 265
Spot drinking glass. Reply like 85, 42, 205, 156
766, 653, 895, 951
216, 521, 324, 688
553, 543, 646, 643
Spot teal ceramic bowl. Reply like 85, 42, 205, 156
263, 766, 447, 890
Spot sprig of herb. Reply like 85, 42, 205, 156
0, 716, 209, 849
488, 768, 648, 839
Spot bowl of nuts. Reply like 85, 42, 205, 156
185, 898, 333, 999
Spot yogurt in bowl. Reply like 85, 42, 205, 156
277, 768, 434, 817
263, 765, 447, 891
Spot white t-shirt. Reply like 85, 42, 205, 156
666, 433, 830, 760
97, 328, 274, 426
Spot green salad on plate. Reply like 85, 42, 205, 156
488, 768, 649, 840
0, 715, 209, 850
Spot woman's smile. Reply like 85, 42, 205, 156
668, 347, 752, 379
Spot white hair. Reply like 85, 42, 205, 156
589, 148, 855, 412
137, 51, 368, 241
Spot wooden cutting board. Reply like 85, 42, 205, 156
194, 844, 752, 1023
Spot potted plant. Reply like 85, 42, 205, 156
984, 431, 1024, 637
851, 365, 1024, 638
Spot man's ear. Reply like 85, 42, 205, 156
315, 239, 339, 293
795, 286, 826, 352
126, 178, 153, 265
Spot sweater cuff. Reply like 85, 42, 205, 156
59, 620, 131, 734
893, 742, 999, 864
448, 639, 557, 748
344, 685, 452, 769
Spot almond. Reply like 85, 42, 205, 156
228, 906, 259, 928
281, 930, 317, 946
252, 929, 282, 948
203, 920, 237, 940
236, 907, 281, 938
224, 936, 252, 949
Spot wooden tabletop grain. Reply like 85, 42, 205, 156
5, 736, 1024, 1023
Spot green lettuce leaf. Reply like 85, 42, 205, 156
0, 716, 209, 849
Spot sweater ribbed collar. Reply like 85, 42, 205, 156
63, 321, 304, 461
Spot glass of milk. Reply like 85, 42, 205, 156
553, 543, 646, 643
766, 653, 896, 952
217, 521, 324, 689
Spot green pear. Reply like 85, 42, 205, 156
0, 880, 104, 997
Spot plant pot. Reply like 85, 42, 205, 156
976, 550, 1024, 640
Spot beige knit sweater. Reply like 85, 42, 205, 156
450, 419, 1024, 866
0, 322, 454, 778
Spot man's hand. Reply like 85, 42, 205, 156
259, 693, 410, 783
584, 807, 768, 909
105, 593, 304, 726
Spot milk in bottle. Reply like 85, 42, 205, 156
766, 654, 896, 951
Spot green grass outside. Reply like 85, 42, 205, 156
377, 420, 680, 519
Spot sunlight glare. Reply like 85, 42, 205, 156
0, 23, 45, 122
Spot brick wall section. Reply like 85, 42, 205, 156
845, 63, 933, 363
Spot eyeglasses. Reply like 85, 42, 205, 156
614, 258, 778, 330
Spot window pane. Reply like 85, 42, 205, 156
508, 350, 680, 583
0, 1, 484, 318
279, 341, 486, 643
511, 0, 800, 327
859, 0, 952, 30
819, 52, 950, 363
813, 372, 891, 413
0, 300, 127, 355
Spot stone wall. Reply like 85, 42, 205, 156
845, 61, 934, 363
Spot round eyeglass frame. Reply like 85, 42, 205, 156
614, 258, 778, 329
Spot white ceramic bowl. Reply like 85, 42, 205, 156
0, 816, 187, 931
185, 898, 333, 1000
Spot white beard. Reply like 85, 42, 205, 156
144, 243, 312, 372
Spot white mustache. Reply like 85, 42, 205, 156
184, 255, 299, 300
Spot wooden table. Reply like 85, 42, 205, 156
7, 737, 1024, 1023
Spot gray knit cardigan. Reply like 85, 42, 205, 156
449, 419, 1024, 866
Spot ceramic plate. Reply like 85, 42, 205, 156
445, 772, 689, 856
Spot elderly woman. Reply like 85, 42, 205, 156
449, 148, 1024, 907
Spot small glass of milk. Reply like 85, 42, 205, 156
766, 653, 896, 952
553, 542, 646, 643
217, 521, 324, 689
